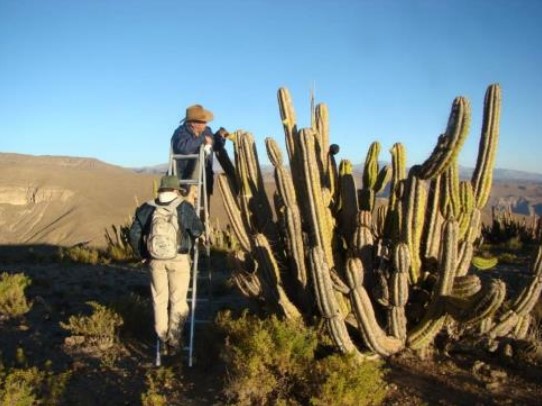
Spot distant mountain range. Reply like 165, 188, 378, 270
0, 152, 541, 248
132, 161, 542, 183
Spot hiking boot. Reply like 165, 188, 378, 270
166, 339, 181, 356
159, 339, 169, 356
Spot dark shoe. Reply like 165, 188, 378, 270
159, 339, 169, 356
166, 339, 180, 356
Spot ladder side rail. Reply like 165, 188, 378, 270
168, 145, 213, 367
187, 145, 206, 367
188, 237, 200, 367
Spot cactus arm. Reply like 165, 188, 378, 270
471, 84, 501, 209
314, 103, 330, 183
278, 87, 298, 162
266, 137, 308, 288
239, 132, 280, 245
217, 174, 252, 252
346, 257, 404, 356
338, 160, 359, 243
458, 181, 475, 241
422, 176, 444, 261
362, 142, 381, 190
309, 247, 360, 354
254, 234, 301, 319
418, 96, 471, 180
374, 165, 392, 195
457, 279, 506, 326
389, 143, 407, 209
402, 167, 427, 284
407, 219, 458, 349
297, 128, 335, 267
490, 244, 542, 337
388, 243, 410, 340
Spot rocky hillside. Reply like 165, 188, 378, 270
0, 153, 158, 247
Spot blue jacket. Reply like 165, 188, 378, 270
170, 123, 226, 183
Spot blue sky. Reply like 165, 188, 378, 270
1, 0, 541, 173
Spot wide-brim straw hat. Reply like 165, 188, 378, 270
185, 104, 214, 122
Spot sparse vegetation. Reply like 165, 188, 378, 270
0, 272, 32, 319
104, 222, 137, 262
308, 353, 388, 406
482, 206, 541, 247
1, 85, 541, 405
58, 220, 139, 264
216, 310, 389, 405
59, 245, 101, 265
59, 301, 123, 350
140, 367, 186, 406
0, 355, 70, 406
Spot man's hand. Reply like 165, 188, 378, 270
217, 127, 229, 138
204, 135, 213, 145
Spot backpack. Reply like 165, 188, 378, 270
146, 198, 183, 260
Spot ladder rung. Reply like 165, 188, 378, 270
171, 154, 200, 159
179, 179, 200, 185
187, 298, 209, 302
184, 319, 212, 327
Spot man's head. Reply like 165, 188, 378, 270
158, 175, 181, 193
185, 104, 213, 136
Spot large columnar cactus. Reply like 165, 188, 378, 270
219, 84, 541, 358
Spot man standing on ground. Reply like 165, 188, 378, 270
129, 175, 203, 354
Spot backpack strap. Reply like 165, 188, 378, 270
146, 197, 183, 209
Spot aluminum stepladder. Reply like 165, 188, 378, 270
155, 145, 211, 367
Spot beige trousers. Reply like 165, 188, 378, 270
149, 254, 191, 346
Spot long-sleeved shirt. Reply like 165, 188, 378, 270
170, 123, 226, 181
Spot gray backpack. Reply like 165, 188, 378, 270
146, 198, 182, 260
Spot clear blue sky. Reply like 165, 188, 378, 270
1, 0, 541, 173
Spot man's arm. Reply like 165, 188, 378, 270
129, 204, 153, 258
180, 201, 204, 238
212, 127, 227, 151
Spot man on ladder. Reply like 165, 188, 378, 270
165, 103, 230, 367
170, 103, 229, 216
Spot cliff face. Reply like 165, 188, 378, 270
0, 153, 158, 247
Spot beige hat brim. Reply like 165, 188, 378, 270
185, 105, 214, 122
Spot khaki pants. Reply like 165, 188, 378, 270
149, 254, 191, 347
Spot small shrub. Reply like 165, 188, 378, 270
59, 245, 101, 265
217, 310, 317, 405
58, 222, 138, 264
309, 354, 388, 406
0, 272, 32, 319
60, 301, 123, 349
103, 222, 139, 262
216, 311, 389, 405
0, 358, 70, 406
141, 367, 185, 406
497, 252, 522, 265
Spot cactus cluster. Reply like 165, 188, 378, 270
218, 84, 542, 357
482, 205, 542, 246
